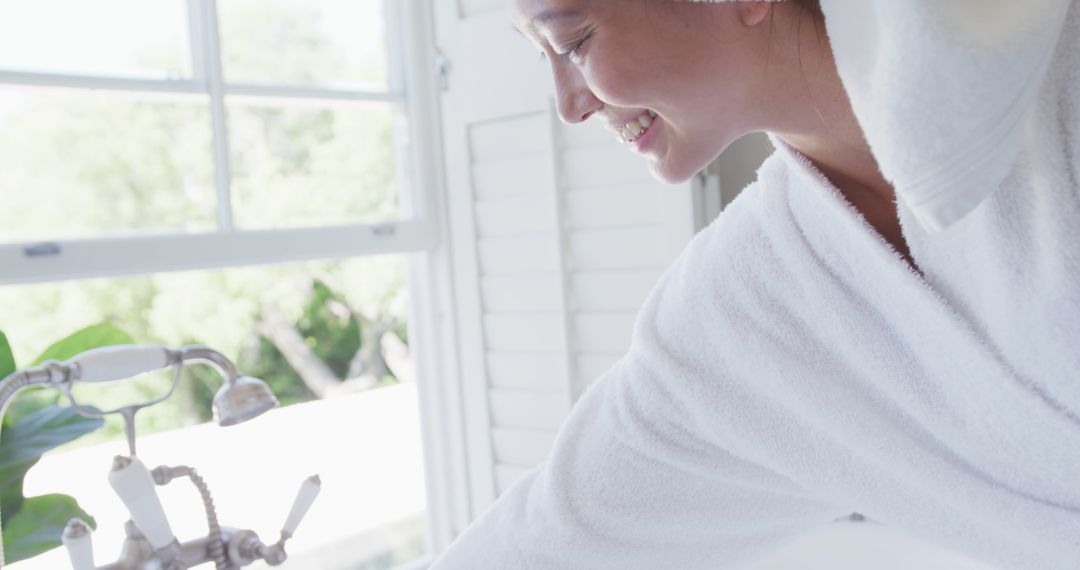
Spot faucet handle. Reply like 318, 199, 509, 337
108, 455, 176, 550
249, 475, 321, 567
282, 475, 321, 538
65, 344, 173, 383
61, 518, 95, 570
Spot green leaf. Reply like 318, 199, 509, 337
0, 331, 20, 431
32, 323, 134, 365
0, 467, 27, 527
0, 406, 103, 468
0, 331, 14, 380
1, 494, 95, 564
0, 406, 102, 524
1, 387, 60, 430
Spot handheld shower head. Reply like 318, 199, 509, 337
174, 345, 278, 426
212, 375, 278, 426
49, 344, 280, 448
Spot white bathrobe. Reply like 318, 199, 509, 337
431, 1, 1080, 568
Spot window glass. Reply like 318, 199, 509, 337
0, 90, 216, 243
0, 0, 191, 79
0, 0, 427, 564
0, 255, 428, 569
218, 0, 389, 90
228, 101, 401, 229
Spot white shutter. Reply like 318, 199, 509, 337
433, 1, 698, 521
555, 117, 697, 399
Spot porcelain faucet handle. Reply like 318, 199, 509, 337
66, 345, 173, 383
107, 455, 176, 549
282, 475, 321, 538
61, 518, 95, 570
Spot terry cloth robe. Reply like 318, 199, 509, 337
431, 1, 1080, 568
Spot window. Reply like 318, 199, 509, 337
0, 1, 447, 568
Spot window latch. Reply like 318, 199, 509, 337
435, 50, 450, 92
24, 242, 62, 258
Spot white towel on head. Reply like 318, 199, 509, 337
820, 0, 1073, 231
682, 0, 1074, 231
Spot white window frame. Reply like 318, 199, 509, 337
0, 0, 434, 278
0, 0, 469, 565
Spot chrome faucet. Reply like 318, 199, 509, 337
0, 344, 320, 569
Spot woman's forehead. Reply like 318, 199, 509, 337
510, 0, 590, 33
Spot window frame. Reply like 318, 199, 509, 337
0, 0, 435, 276
0, 0, 468, 565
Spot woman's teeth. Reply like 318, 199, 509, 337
619, 111, 656, 144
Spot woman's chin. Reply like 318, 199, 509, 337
646, 157, 701, 185
645, 138, 735, 185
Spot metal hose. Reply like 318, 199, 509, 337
0, 370, 40, 569
153, 465, 230, 570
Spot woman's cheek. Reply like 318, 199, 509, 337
581, 55, 641, 108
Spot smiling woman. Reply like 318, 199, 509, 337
431, 0, 1080, 568
508, 0, 906, 253
512, 0, 782, 183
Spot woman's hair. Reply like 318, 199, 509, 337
791, 0, 823, 20
787, 0, 826, 44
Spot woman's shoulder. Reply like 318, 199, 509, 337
670, 150, 792, 272
632, 148, 815, 335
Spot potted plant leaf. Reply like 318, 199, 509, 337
0, 323, 132, 564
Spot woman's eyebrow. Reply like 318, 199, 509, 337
512, 8, 583, 37
534, 9, 582, 24
528, 9, 584, 31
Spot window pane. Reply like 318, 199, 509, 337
0, 90, 216, 243
0, 0, 191, 79
218, 0, 389, 90
229, 101, 401, 229
0, 255, 428, 569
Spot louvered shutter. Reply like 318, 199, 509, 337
434, 1, 699, 519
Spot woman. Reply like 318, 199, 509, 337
433, 1, 1080, 568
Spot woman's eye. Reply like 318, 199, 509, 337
558, 36, 588, 65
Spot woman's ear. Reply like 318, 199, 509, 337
738, 1, 772, 27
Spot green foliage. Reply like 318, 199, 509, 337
178, 364, 219, 425
0, 326, 129, 563
0, 406, 103, 484
0, 332, 14, 380
0, 94, 215, 243
301, 280, 361, 379
235, 278, 367, 407
0, 0, 407, 429
176, 277, 374, 415
0, 406, 101, 533
0, 4, 409, 563
237, 337, 314, 409
393, 319, 409, 348
1, 494, 94, 563
0, 332, 27, 431
32, 323, 134, 365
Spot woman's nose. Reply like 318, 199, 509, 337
552, 64, 602, 124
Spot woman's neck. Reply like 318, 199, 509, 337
785, 134, 912, 264
760, 4, 910, 262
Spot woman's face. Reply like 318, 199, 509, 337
510, 0, 773, 183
